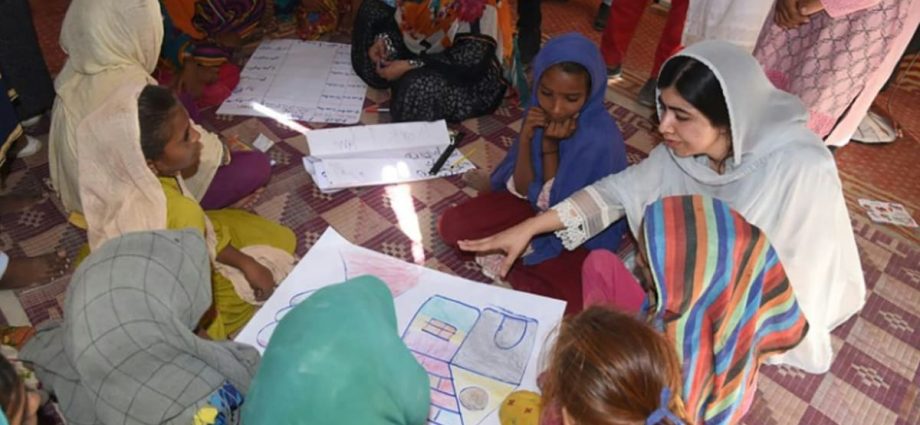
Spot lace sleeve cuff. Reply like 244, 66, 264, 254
551, 186, 624, 250
551, 199, 589, 250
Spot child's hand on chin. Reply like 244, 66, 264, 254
544, 113, 579, 140
521, 107, 547, 141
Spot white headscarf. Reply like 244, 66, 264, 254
78, 83, 294, 305
49, 0, 222, 216
77, 83, 167, 252
590, 41, 865, 373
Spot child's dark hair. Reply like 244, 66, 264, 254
542, 307, 690, 425
547, 61, 591, 92
137, 84, 180, 161
0, 355, 24, 419
657, 56, 731, 129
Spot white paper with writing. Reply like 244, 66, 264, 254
217, 40, 367, 124
302, 120, 475, 192
306, 120, 451, 157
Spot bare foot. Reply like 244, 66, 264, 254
0, 251, 71, 289
462, 169, 492, 193
0, 193, 47, 215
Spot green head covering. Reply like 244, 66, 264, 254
242, 275, 431, 424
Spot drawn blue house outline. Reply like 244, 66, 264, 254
402, 296, 539, 425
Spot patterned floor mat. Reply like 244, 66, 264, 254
3, 75, 918, 424
5, 1, 920, 424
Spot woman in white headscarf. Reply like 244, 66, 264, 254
48, 0, 270, 222
458, 40, 865, 374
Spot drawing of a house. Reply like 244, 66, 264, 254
402, 296, 537, 425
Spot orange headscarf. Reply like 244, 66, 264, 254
396, 0, 512, 64
162, 0, 206, 39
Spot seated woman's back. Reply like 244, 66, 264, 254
51, 0, 229, 216
21, 229, 260, 424
49, 0, 162, 214
242, 276, 431, 424
530, 196, 808, 425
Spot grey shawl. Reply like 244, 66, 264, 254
21, 229, 260, 424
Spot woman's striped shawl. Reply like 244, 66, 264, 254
191, 0, 265, 40
643, 195, 809, 425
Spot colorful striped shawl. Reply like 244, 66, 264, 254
643, 196, 809, 424
163, 0, 266, 40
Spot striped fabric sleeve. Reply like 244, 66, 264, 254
551, 186, 625, 250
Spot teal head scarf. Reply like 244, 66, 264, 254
242, 275, 430, 424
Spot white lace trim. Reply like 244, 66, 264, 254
552, 199, 589, 250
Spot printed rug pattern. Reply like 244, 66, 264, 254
4, 1, 919, 423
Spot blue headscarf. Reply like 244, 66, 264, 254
490, 33, 629, 265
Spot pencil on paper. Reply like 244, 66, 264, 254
364, 105, 390, 113
450, 147, 478, 169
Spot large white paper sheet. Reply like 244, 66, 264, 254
306, 120, 451, 157
217, 40, 366, 124
302, 120, 476, 192
236, 227, 566, 425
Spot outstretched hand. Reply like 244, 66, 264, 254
458, 221, 536, 278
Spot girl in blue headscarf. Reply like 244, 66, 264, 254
439, 33, 628, 315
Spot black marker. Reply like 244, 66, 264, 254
429, 131, 464, 176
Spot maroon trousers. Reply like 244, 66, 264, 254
438, 191, 588, 315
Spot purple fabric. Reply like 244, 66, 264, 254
199, 150, 271, 210
177, 91, 203, 123
490, 33, 629, 266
